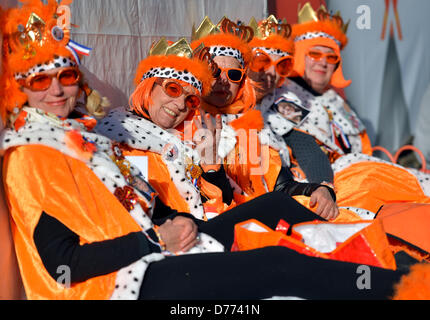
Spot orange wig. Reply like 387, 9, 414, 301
291, 17, 351, 88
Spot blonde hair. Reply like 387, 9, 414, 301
80, 81, 110, 118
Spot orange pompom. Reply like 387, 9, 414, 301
393, 263, 430, 300
229, 109, 264, 131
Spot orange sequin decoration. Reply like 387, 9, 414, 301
114, 186, 138, 212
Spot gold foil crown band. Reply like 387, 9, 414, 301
298, 2, 349, 34
192, 16, 254, 43
248, 15, 292, 39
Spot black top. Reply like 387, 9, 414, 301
33, 211, 161, 283
283, 130, 334, 184
288, 76, 322, 97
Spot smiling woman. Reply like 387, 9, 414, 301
20, 67, 81, 118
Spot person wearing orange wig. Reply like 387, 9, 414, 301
97, 38, 238, 220
189, 16, 339, 220
272, 3, 371, 163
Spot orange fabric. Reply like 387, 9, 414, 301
327, 219, 396, 270
334, 162, 430, 214
122, 148, 191, 214
376, 203, 430, 254
228, 142, 282, 204
231, 219, 325, 256
232, 219, 396, 269
122, 148, 233, 215
359, 131, 373, 156
3, 145, 142, 300
0, 159, 24, 300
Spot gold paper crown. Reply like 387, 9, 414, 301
297, 2, 350, 34
191, 16, 220, 42
149, 37, 195, 58
248, 15, 291, 39
191, 16, 253, 43
148, 37, 219, 77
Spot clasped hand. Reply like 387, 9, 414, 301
309, 186, 339, 221
157, 216, 199, 253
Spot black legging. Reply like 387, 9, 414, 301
139, 246, 405, 300
139, 192, 406, 300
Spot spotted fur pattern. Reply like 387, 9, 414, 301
209, 46, 244, 67
14, 56, 77, 80
294, 32, 341, 47
253, 47, 291, 57
141, 67, 203, 93
275, 81, 365, 155
96, 107, 208, 220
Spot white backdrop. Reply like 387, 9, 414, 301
68, 0, 267, 108
327, 0, 430, 153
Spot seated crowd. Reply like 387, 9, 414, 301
0, 0, 429, 300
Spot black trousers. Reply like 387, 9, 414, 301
139, 192, 406, 300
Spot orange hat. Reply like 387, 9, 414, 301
1, 0, 94, 119
291, 2, 351, 88
248, 15, 295, 58
190, 17, 254, 69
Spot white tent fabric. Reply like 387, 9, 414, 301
69, 0, 267, 109
414, 84, 430, 168
327, 0, 430, 153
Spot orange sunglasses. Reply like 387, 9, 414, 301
249, 50, 294, 77
306, 49, 340, 64
214, 66, 245, 83
155, 78, 201, 110
17, 67, 81, 92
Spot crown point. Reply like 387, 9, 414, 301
192, 16, 218, 41
297, 2, 319, 24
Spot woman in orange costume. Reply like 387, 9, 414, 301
0, 5, 24, 300
96, 39, 237, 220
260, 3, 430, 217
189, 16, 339, 220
